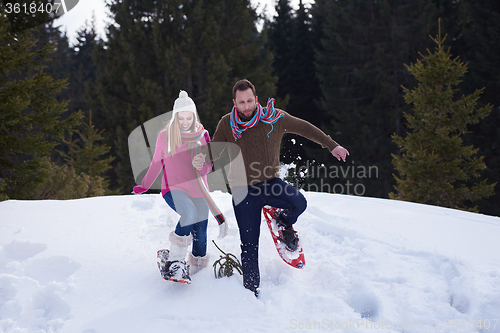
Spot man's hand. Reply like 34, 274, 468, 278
192, 153, 206, 170
331, 146, 349, 162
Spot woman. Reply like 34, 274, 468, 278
133, 90, 213, 283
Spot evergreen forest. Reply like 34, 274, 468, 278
1, 0, 498, 215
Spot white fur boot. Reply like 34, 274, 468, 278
168, 231, 192, 262
161, 232, 193, 283
188, 253, 210, 275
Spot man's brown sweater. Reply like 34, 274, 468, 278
204, 111, 339, 187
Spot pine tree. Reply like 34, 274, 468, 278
268, 0, 294, 103
66, 18, 99, 116
390, 21, 496, 212
0, 13, 82, 200
2, 0, 54, 34
289, 1, 319, 121
31, 156, 106, 200
31, 20, 72, 83
268, 0, 299, 168
452, 0, 500, 216
58, 110, 115, 191
268, 0, 322, 178
312, 0, 438, 198
91, 0, 276, 192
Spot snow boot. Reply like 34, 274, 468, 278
188, 253, 210, 275
168, 231, 191, 262
274, 210, 299, 252
160, 232, 192, 283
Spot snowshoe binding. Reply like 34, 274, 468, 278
274, 210, 299, 252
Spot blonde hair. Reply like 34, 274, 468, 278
163, 112, 201, 157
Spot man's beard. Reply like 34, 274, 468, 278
237, 106, 257, 120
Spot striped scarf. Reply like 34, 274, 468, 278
230, 98, 284, 141
180, 125, 206, 148
180, 126, 226, 226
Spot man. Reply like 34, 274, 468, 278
193, 79, 349, 296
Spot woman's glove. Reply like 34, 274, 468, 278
132, 186, 148, 194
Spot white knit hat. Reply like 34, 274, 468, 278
172, 90, 197, 119
169, 90, 198, 129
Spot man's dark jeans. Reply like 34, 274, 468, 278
232, 178, 307, 294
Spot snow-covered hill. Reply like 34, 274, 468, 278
1, 192, 499, 333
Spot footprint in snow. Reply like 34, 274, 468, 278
0, 275, 17, 308
436, 258, 471, 314
131, 197, 156, 211
0, 267, 74, 332
1, 240, 47, 261
0, 241, 77, 332
348, 288, 381, 320
24, 256, 81, 285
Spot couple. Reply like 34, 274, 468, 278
133, 80, 349, 295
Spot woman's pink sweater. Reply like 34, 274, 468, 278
134, 130, 212, 197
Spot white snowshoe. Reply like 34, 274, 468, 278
157, 249, 191, 284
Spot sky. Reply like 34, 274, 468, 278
53, 0, 314, 46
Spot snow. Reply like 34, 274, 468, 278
1, 191, 500, 333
